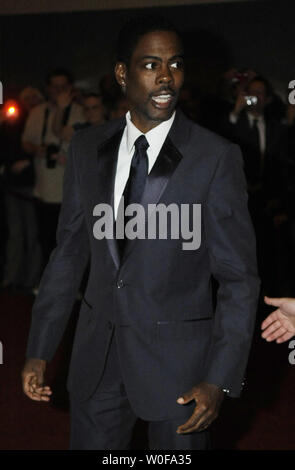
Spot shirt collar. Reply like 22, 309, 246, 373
125, 111, 176, 154
247, 112, 264, 125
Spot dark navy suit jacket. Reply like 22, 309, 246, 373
26, 110, 260, 421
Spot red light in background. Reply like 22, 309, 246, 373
7, 106, 16, 116
3, 100, 20, 119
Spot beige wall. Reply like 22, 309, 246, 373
0, 0, 251, 16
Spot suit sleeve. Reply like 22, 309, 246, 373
203, 142, 260, 397
26, 135, 90, 361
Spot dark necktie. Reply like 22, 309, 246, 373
248, 119, 261, 184
251, 118, 260, 154
251, 118, 264, 176
116, 134, 149, 256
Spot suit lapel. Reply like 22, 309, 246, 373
96, 126, 124, 270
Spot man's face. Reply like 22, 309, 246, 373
47, 75, 72, 103
115, 30, 184, 133
84, 96, 105, 126
247, 80, 269, 114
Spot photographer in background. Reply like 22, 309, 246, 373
22, 69, 85, 271
0, 89, 43, 292
220, 76, 288, 296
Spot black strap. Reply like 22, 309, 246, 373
62, 103, 72, 126
41, 103, 72, 146
41, 107, 50, 145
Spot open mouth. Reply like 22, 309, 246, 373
151, 94, 174, 108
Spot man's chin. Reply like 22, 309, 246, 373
148, 106, 176, 122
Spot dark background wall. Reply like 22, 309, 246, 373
0, 0, 294, 99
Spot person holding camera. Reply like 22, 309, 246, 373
220, 76, 287, 295
52, 91, 107, 137
22, 69, 85, 271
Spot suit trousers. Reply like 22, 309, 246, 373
69, 328, 211, 450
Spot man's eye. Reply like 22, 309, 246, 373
170, 61, 183, 69
144, 62, 157, 70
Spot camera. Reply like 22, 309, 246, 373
46, 143, 60, 169
244, 95, 258, 106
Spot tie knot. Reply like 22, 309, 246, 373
134, 135, 149, 152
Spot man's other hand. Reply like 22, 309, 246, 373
261, 296, 295, 343
22, 358, 52, 402
176, 382, 224, 433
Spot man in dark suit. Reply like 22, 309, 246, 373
219, 76, 287, 294
22, 16, 260, 450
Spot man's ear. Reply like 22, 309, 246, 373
114, 62, 127, 90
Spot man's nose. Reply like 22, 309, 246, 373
157, 65, 173, 84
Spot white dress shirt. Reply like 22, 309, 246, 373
22, 101, 85, 203
114, 111, 176, 220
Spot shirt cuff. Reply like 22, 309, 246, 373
229, 112, 238, 124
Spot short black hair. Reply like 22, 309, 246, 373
116, 15, 182, 66
46, 68, 74, 85
246, 75, 273, 97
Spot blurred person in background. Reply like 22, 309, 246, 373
109, 93, 129, 120
219, 75, 288, 296
99, 73, 121, 111
214, 68, 257, 131
0, 87, 44, 292
53, 92, 106, 137
22, 69, 85, 271
178, 83, 202, 123
80, 93, 106, 128
281, 100, 295, 294
0, 108, 6, 278
19, 86, 44, 113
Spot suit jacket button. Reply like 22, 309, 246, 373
117, 279, 124, 288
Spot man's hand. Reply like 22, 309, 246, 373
176, 382, 224, 434
232, 91, 247, 117
21, 358, 52, 402
261, 296, 295, 343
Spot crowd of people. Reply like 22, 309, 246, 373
0, 68, 128, 294
0, 65, 294, 298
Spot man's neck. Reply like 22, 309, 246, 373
129, 111, 173, 134
248, 109, 264, 119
